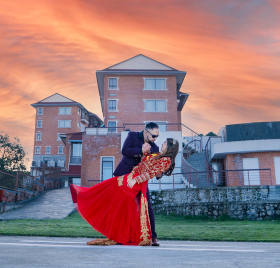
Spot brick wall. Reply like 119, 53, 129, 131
33, 105, 83, 158
226, 152, 280, 186
103, 75, 180, 131
81, 134, 122, 187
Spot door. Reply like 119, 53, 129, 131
243, 158, 260, 185
274, 157, 280, 185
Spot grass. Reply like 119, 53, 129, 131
1, 213, 280, 242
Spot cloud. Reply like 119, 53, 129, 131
0, 0, 279, 166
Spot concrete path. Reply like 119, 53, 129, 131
0, 187, 74, 220
0, 236, 279, 267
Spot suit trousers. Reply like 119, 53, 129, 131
146, 186, 157, 238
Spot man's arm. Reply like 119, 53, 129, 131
121, 132, 143, 158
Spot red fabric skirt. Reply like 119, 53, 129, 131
70, 173, 151, 246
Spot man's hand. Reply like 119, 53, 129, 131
127, 179, 136, 188
142, 143, 151, 154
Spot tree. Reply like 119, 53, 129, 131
0, 134, 27, 172
206, 132, 217, 136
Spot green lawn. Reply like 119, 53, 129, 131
0, 213, 280, 242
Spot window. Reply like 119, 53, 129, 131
145, 100, 167, 112
58, 146, 64, 154
145, 79, 166, 90
45, 146, 51, 154
35, 146, 41, 154
109, 78, 117, 89
58, 120, 71, 128
101, 157, 114, 181
36, 133, 42, 141
77, 122, 81, 128
37, 120, 42, 128
59, 107, 71, 115
108, 121, 117, 133
108, 100, 117, 111
38, 107, 43, 115
72, 143, 82, 157
71, 143, 82, 164
78, 108, 81, 115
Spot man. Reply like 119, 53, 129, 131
113, 122, 161, 246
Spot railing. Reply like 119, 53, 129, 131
86, 126, 125, 135
181, 169, 272, 188
0, 165, 63, 193
205, 136, 222, 170
122, 123, 200, 135
81, 110, 89, 123
181, 138, 202, 182
87, 168, 272, 189
0, 170, 17, 191
70, 156, 82, 164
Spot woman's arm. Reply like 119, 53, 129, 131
127, 157, 171, 188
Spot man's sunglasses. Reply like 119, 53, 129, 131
145, 129, 159, 138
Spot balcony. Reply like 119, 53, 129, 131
81, 110, 89, 124
70, 156, 82, 164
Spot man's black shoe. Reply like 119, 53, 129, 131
152, 237, 160, 246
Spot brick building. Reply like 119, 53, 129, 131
96, 54, 188, 132
31, 55, 189, 188
211, 122, 280, 186
31, 93, 102, 186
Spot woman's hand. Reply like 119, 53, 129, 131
127, 179, 136, 188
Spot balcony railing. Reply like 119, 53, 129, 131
70, 156, 82, 164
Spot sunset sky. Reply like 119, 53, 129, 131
0, 0, 279, 166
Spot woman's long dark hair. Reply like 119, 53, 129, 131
156, 138, 179, 176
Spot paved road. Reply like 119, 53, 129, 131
0, 236, 279, 267
0, 188, 74, 220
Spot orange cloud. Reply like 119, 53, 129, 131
0, 0, 279, 167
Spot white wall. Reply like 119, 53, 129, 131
211, 139, 280, 159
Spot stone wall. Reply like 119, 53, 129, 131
151, 186, 280, 220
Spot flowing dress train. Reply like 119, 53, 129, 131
70, 154, 171, 246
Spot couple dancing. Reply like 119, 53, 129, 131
70, 122, 179, 246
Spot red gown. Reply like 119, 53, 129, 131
70, 154, 171, 246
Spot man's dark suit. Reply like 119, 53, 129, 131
113, 131, 159, 238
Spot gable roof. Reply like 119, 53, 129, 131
31, 93, 79, 107
39, 93, 76, 103
105, 54, 176, 71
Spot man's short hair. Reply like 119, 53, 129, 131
145, 122, 159, 130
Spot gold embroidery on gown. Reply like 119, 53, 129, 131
117, 176, 124, 186
87, 238, 118, 246
138, 194, 152, 246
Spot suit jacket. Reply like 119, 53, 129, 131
113, 131, 159, 176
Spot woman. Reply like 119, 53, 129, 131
70, 138, 179, 246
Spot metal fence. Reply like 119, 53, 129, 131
181, 169, 272, 188
0, 164, 63, 192
87, 168, 272, 189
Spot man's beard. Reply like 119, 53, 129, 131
145, 135, 153, 145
